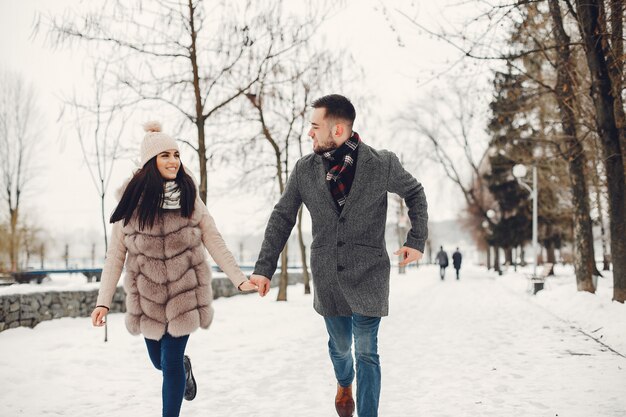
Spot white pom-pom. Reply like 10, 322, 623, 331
143, 121, 162, 133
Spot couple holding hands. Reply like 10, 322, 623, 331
91, 94, 428, 417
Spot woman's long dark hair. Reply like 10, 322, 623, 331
110, 157, 197, 230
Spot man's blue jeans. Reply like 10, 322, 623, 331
324, 314, 382, 417
145, 333, 190, 417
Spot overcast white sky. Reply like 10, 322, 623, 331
1, 0, 492, 261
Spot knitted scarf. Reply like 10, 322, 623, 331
322, 132, 360, 209
162, 180, 181, 209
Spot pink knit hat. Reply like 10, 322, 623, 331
140, 121, 179, 167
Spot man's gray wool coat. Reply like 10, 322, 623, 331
253, 143, 428, 317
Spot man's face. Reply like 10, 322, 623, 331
308, 107, 337, 155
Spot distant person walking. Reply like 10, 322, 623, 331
452, 248, 462, 280
436, 246, 449, 280
90, 122, 257, 417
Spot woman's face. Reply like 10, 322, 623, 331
156, 149, 180, 180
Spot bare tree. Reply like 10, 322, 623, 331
572, 0, 626, 302
546, 0, 596, 292
295, 91, 313, 295
61, 57, 131, 344
398, 84, 495, 239
392, 1, 610, 291
0, 72, 41, 272
63, 57, 130, 256
242, 43, 346, 301
19, 219, 44, 270
41, 0, 321, 204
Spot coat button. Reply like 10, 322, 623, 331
337, 265, 344, 272
337, 241, 345, 247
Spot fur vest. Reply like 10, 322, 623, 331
122, 199, 213, 340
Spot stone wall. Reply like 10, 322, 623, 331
0, 272, 306, 333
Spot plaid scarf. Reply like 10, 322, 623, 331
322, 132, 360, 209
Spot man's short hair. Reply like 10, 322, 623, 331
311, 94, 356, 125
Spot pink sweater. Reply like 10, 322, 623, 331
96, 198, 247, 308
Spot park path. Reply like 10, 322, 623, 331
0, 265, 624, 416
381, 265, 625, 416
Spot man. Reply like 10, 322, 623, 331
452, 247, 462, 280
250, 94, 428, 417
435, 246, 448, 280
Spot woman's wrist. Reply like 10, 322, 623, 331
96, 305, 110, 311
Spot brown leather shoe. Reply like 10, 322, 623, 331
335, 384, 355, 417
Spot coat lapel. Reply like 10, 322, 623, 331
314, 156, 340, 216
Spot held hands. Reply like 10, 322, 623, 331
394, 246, 423, 267
91, 306, 109, 327
249, 274, 271, 297
238, 280, 259, 292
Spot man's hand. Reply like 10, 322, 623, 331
394, 246, 423, 267
249, 274, 271, 297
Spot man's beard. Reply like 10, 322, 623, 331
313, 133, 337, 155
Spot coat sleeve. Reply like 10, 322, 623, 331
96, 221, 128, 308
253, 160, 303, 279
198, 199, 248, 289
386, 152, 429, 252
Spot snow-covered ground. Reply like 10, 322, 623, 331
1, 264, 624, 416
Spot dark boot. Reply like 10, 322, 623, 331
183, 355, 197, 401
335, 383, 355, 417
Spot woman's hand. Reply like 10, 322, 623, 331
238, 280, 259, 292
91, 306, 109, 327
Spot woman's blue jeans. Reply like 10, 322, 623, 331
324, 313, 382, 417
145, 333, 190, 417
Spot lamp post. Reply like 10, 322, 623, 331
513, 163, 538, 279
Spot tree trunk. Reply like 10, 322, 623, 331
575, 0, 626, 301
39, 243, 44, 269
9, 207, 18, 271
296, 207, 311, 294
486, 245, 491, 270
608, 0, 626, 163
64, 244, 69, 269
545, 225, 556, 276
548, 0, 596, 292
546, 240, 556, 276
25, 243, 31, 269
520, 245, 526, 266
397, 231, 407, 274
427, 240, 433, 264
186, 0, 209, 203
276, 244, 289, 301
504, 247, 513, 265
494, 246, 501, 273
397, 197, 407, 274
591, 141, 611, 271
100, 193, 109, 253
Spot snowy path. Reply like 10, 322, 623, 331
1, 265, 624, 417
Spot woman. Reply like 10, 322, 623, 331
91, 121, 256, 417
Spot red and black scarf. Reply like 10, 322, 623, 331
323, 132, 361, 209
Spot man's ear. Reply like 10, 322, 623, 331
334, 124, 344, 138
